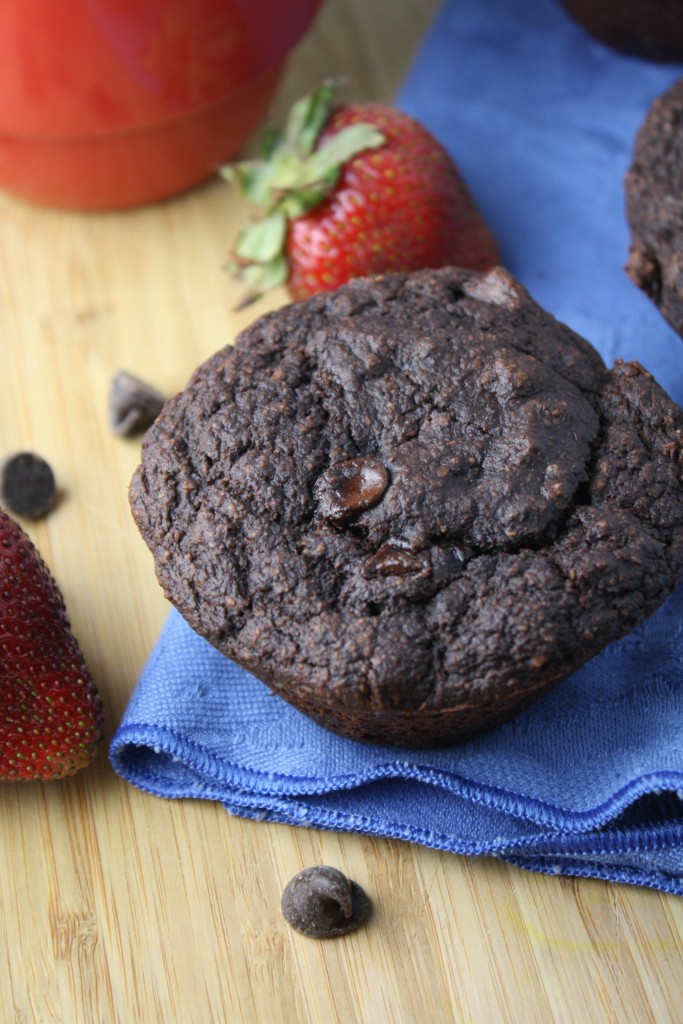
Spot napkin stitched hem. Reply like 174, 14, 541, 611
503, 857, 683, 896
111, 721, 683, 835
112, 723, 683, 894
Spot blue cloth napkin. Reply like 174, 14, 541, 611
110, 0, 683, 894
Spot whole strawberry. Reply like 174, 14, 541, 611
0, 509, 103, 780
224, 81, 498, 303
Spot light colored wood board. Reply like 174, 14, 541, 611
1, 1, 682, 1021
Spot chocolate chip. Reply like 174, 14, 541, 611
0, 452, 57, 519
363, 542, 428, 577
109, 370, 165, 437
281, 866, 371, 938
315, 457, 389, 524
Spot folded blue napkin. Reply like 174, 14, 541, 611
110, 0, 683, 894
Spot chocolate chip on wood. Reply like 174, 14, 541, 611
109, 370, 165, 437
281, 866, 371, 938
0, 452, 57, 519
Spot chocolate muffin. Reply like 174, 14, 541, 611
625, 78, 683, 338
560, 0, 683, 63
130, 267, 683, 747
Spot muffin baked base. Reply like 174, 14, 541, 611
130, 267, 683, 746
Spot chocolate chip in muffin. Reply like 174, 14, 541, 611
315, 457, 390, 524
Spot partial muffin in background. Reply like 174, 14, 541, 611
625, 78, 683, 339
560, 0, 683, 62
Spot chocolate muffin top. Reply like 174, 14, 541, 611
626, 77, 683, 338
130, 267, 683, 746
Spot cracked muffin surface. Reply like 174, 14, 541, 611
130, 266, 683, 746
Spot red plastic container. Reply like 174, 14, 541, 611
0, 0, 322, 209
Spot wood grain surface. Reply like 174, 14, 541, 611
1, 1, 682, 1022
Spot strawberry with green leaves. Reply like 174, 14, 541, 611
0, 508, 103, 780
224, 81, 498, 303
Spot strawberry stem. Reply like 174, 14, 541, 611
221, 81, 387, 303
234, 211, 287, 263
283, 79, 337, 157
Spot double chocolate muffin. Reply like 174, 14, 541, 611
130, 267, 683, 747
626, 78, 683, 339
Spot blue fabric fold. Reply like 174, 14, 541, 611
110, 0, 683, 893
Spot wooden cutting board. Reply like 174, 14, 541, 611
1, 1, 682, 1020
